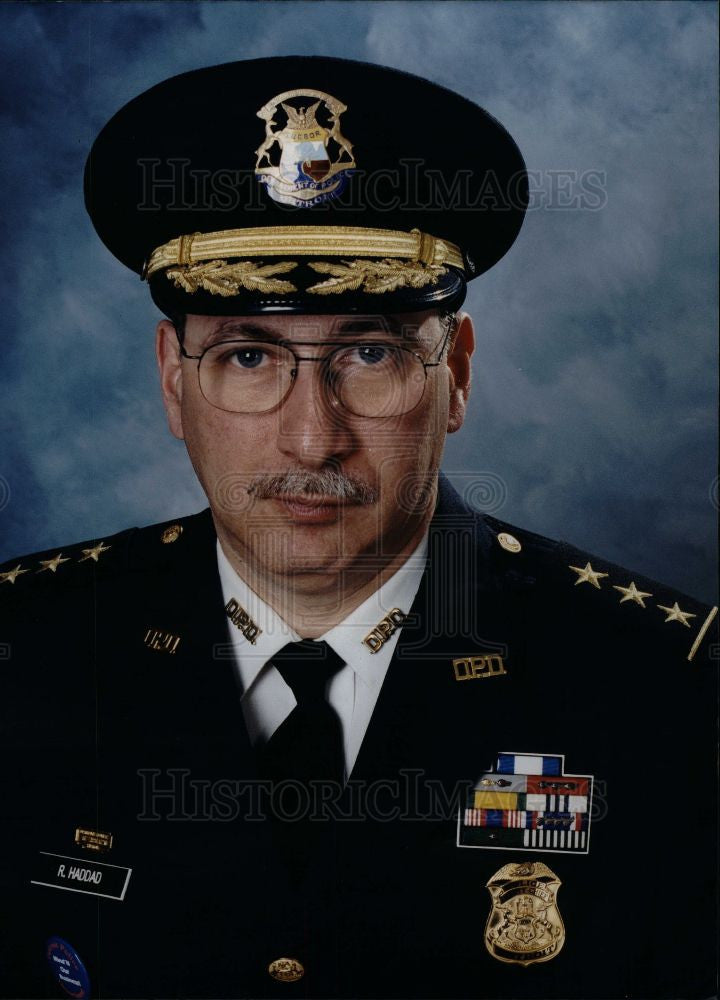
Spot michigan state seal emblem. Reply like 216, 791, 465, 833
484, 861, 565, 965
255, 88, 355, 207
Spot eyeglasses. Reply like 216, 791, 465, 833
178, 321, 454, 418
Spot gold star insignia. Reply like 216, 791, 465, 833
78, 542, 111, 563
37, 552, 71, 573
657, 602, 697, 628
0, 564, 30, 585
569, 562, 609, 589
612, 580, 653, 608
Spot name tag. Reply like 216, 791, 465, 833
31, 852, 132, 901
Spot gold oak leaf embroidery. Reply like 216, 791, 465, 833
166, 260, 298, 297
306, 259, 448, 295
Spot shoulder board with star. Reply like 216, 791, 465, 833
0, 509, 213, 600
0, 527, 134, 598
483, 514, 718, 666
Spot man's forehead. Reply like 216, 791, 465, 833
186, 311, 444, 344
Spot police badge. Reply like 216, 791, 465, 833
485, 861, 565, 966
255, 88, 356, 207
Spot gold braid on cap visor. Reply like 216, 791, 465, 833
143, 226, 465, 297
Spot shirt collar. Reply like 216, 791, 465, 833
320, 534, 428, 691
217, 532, 428, 696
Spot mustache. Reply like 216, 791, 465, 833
247, 470, 378, 505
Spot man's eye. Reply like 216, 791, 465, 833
353, 345, 390, 365
225, 347, 267, 369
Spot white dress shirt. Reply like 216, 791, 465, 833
217, 533, 428, 778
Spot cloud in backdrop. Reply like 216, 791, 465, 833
0, 0, 716, 602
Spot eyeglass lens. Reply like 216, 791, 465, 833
198, 341, 428, 417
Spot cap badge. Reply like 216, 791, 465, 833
255, 89, 355, 207
485, 861, 565, 965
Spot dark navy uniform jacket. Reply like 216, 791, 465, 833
1, 477, 717, 999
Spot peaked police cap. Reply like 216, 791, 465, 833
84, 56, 528, 317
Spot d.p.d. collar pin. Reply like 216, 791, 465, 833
225, 598, 262, 644
363, 607, 406, 653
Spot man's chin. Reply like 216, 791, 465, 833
227, 525, 360, 577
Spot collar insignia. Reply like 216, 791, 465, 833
225, 598, 262, 645
362, 607, 406, 653
255, 88, 356, 207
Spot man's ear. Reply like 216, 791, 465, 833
446, 312, 474, 434
156, 320, 185, 440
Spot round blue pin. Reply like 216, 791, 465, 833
46, 937, 91, 999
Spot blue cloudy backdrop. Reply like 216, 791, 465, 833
0, 1, 717, 602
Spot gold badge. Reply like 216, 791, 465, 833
225, 598, 262, 645
255, 88, 355, 207
362, 608, 406, 653
268, 957, 304, 982
485, 861, 565, 965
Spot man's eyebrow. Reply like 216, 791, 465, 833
334, 317, 422, 341
203, 317, 425, 345
204, 322, 283, 345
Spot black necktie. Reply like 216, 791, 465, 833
259, 639, 346, 786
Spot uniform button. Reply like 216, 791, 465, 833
268, 957, 305, 982
497, 532, 521, 553
161, 524, 183, 544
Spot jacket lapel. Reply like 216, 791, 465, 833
97, 509, 257, 840
352, 474, 536, 787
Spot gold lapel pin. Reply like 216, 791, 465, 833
362, 608, 406, 653
143, 627, 181, 655
452, 654, 507, 681
225, 598, 261, 644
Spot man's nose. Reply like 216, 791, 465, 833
276, 361, 356, 467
